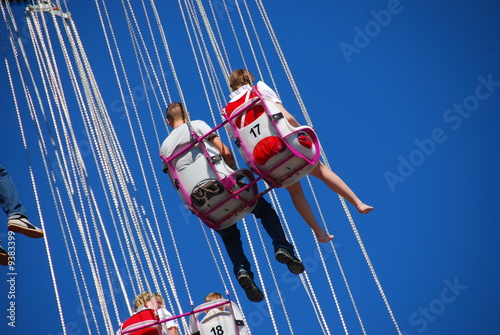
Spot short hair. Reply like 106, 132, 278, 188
153, 293, 164, 306
133, 292, 153, 312
204, 292, 223, 302
229, 69, 254, 91
166, 102, 186, 124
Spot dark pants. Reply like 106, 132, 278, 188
216, 197, 294, 277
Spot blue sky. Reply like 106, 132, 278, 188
1, 0, 500, 334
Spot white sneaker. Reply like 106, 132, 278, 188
8, 214, 44, 238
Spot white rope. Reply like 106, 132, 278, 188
115, 1, 195, 317
53, 13, 132, 333
218, 0, 249, 74
341, 197, 402, 334
5, 0, 190, 332
231, 0, 263, 80
148, 0, 186, 106
84, 4, 204, 332
202, 224, 230, 296
91, 0, 161, 300
1, 4, 68, 332
54, 17, 117, 334
304, 175, 367, 334
194, 0, 229, 80
206, 0, 232, 75
77, 5, 186, 328
183, 0, 220, 121
3, 1, 403, 334
232, 2, 402, 333
239, 0, 277, 90
122, 0, 167, 145
25, 3, 180, 332
67, 18, 136, 313
188, 3, 308, 333
252, 215, 294, 335
253, 0, 312, 126
243, 217, 277, 334
267, 189, 332, 335
136, 0, 170, 109
91, 0, 150, 298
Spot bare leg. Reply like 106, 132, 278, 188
285, 182, 333, 243
309, 162, 373, 214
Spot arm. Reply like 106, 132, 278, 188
209, 134, 237, 170
276, 103, 301, 127
257, 81, 301, 127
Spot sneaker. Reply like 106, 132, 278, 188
275, 248, 305, 274
237, 269, 264, 303
0, 244, 8, 266
8, 214, 44, 238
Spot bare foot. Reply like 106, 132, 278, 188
357, 203, 374, 214
316, 232, 334, 243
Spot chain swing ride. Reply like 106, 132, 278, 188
0, 0, 402, 334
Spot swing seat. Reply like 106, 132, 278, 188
120, 309, 161, 335
161, 134, 259, 231
223, 88, 320, 188
189, 299, 247, 335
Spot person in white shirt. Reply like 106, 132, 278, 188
133, 292, 179, 335
225, 70, 373, 242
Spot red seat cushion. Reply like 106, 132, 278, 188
253, 136, 286, 165
224, 90, 263, 128
121, 309, 161, 335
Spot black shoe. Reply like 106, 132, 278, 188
237, 269, 264, 302
275, 248, 305, 274
0, 243, 8, 266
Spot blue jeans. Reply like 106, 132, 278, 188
0, 165, 27, 218
216, 197, 294, 277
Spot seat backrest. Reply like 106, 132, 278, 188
120, 309, 161, 335
223, 88, 320, 188
161, 129, 259, 230
189, 299, 247, 335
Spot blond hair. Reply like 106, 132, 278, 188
153, 293, 165, 305
229, 69, 254, 91
204, 292, 223, 302
132, 292, 166, 311
133, 292, 153, 312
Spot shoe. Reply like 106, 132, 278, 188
7, 214, 44, 238
275, 248, 305, 274
237, 269, 264, 303
0, 244, 8, 266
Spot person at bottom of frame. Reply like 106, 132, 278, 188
0, 164, 44, 266
117, 291, 180, 335
151, 293, 180, 335
160, 102, 304, 303
200, 292, 232, 324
